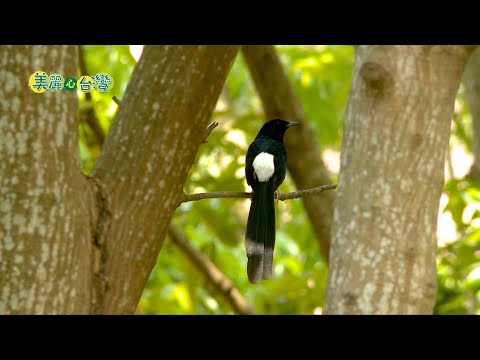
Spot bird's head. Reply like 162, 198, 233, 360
256, 119, 299, 142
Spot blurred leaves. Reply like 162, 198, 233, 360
435, 84, 480, 314
278, 45, 354, 148
78, 45, 136, 174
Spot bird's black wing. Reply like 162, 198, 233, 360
271, 143, 287, 192
245, 139, 262, 189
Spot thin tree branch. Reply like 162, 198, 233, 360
112, 95, 122, 106
180, 184, 337, 204
277, 184, 337, 200
203, 121, 219, 143
168, 225, 253, 315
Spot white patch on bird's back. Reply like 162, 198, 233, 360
253, 152, 274, 182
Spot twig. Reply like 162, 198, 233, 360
277, 184, 337, 200
203, 121, 219, 143
112, 96, 122, 106
168, 225, 253, 315
180, 184, 337, 204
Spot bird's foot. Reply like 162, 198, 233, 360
275, 191, 279, 205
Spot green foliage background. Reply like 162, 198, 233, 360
78, 45, 480, 314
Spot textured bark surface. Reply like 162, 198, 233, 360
324, 45, 474, 314
0, 45, 239, 314
463, 46, 480, 179
0, 46, 95, 314
242, 45, 334, 259
90, 45, 239, 314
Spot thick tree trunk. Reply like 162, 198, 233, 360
463, 46, 480, 179
0, 45, 239, 314
242, 45, 334, 259
324, 45, 474, 314
89, 45, 239, 314
0, 46, 94, 314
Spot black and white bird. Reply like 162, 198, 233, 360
244, 119, 299, 284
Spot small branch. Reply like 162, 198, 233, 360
278, 184, 337, 200
182, 191, 251, 202
180, 184, 337, 204
203, 121, 219, 143
112, 96, 122, 106
168, 225, 253, 315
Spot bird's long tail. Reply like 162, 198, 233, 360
245, 181, 275, 284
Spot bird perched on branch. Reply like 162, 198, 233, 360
245, 119, 299, 284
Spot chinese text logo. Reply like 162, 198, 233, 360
29, 71, 113, 94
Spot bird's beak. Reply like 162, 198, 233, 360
286, 121, 300, 128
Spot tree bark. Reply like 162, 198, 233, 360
242, 45, 334, 259
463, 46, 480, 179
89, 45, 239, 314
324, 45, 474, 314
0, 45, 239, 314
0, 45, 94, 314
